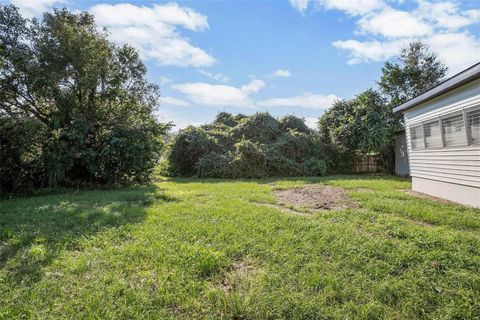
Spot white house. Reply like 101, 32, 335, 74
394, 62, 480, 208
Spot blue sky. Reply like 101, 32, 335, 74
8, 0, 480, 129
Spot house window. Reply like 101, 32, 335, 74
423, 120, 442, 149
466, 107, 480, 145
442, 114, 466, 147
410, 125, 424, 150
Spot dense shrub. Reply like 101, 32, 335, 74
266, 154, 304, 177
165, 126, 217, 176
270, 131, 310, 162
196, 152, 231, 178
279, 115, 310, 134
229, 139, 268, 178
304, 158, 327, 176
0, 117, 47, 193
163, 112, 329, 178
213, 112, 238, 127
98, 125, 165, 184
231, 112, 281, 144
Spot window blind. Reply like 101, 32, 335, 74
410, 125, 424, 150
442, 114, 466, 147
423, 120, 442, 149
467, 108, 480, 145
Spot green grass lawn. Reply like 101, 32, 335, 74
1, 176, 479, 319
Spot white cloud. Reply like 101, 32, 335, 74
333, 39, 408, 64
273, 69, 292, 78
160, 96, 190, 107
426, 32, 480, 74
304, 117, 319, 129
289, 0, 385, 15
89, 3, 214, 67
11, 0, 64, 18
258, 93, 339, 110
415, 1, 480, 31
316, 0, 480, 74
198, 69, 229, 82
357, 9, 432, 38
171, 79, 265, 108
91, 2, 208, 31
241, 79, 266, 94
289, 0, 311, 13
172, 119, 203, 130
320, 0, 385, 16
171, 79, 340, 113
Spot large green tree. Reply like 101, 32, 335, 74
379, 41, 448, 107
0, 5, 168, 192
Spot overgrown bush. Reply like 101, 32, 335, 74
164, 126, 217, 176
162, 112, 329, 178
196, 152, 231, 178
279, 115, 310, 134
304, 158, 327, 176
270, 131, 310, 162
231, 112, 281, 144
213, 112, 238, 127
229, 139, 268, 178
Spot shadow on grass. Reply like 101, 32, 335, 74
0, 184, 178, 285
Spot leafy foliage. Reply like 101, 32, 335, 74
279, 115, 310, 133
163, 112, 328, 178
166, 126, 216, 176
319, 89, 393, 172
0, 117, 48, 193
231, 112, 281, 144
319, 41, 447, 173
379, 41, 448, 107
0, 5, 168, 194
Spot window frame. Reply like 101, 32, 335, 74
409, 124, 425, 151
440, 111, 468, 148
465, 105, 480, 146
408, 104, 480, 152
422, 119, 443, 149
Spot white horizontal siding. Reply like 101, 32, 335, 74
404, 79, 480, 190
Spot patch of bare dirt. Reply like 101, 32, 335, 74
399, 189, 454, 204
222, 259, 257, 294
231, 260, 255, 277
273, 185, 357, 211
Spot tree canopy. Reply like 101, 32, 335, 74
378, 41, 448, 107
0, 5, 169, 193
